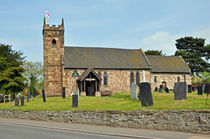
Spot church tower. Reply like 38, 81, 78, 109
42, 18, 64, 96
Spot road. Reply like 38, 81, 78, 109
0, 118, 209, 139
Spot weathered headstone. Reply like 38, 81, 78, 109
27, 92, 30, 102
130, 82, 137, 99
15, 97, 19, 106
0, 94, 3, 102
159, 85, 163, 93
72, 94, 78, 108
204, 84, 210, 94
62, 87, 65, 99
42, 89, 46, 102
173, 82, 187, 100
188, 85, 192, 93
20, 96, 24, 106
197, 86, 203, 95
165, 87, 169, 93
154, 87, 158, 92
138, 82, 153, 106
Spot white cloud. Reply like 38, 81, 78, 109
140, 32, 180, 55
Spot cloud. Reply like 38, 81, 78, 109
140, 32, 180, 55
139, 26, 210, 56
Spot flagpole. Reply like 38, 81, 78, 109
45, 9, 47, 24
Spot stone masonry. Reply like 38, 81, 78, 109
43, 19, 64, 96
0, 110, 209, 134
63, 69, 150, 96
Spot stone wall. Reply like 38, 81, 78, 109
63, 69, 151, 95
0, 110, 209, 134
151, 73, 191, 90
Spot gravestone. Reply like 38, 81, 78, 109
159, 85, 163, 93
154, 87, 158, 92
20, 96, 24, 106
197, 86, 203, 95
42, 89, 46, 102
15, 97, 19, 106
173, 82, 187, 100
130, 82, 137, 99
138, 82, 153, 106
27, 92, 30, 102
188, 85, 192, 93
204, 84, 210, 94
62, 87, 65, 99
165, 87, 169, 93
0, 94, 3, 102
72, 94, 78, 108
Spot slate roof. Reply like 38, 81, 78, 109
147, 55, 191, 73
64, 46, 150, 69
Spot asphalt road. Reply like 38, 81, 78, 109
0, 118, 209, 139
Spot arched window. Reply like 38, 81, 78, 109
136, 72, 140, 85
177, 76, 180, 83
52, 39, 56, 48
154, 76, 157, 83
104, 72, 108, 85
130, 72, 134, 86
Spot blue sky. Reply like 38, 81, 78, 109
1, 0, 210, 62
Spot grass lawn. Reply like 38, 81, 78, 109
0, 92, 209, 111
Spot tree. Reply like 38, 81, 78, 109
175, 37, 210, 74
145, 50, 165, 56
23, 61, 43, 97
0, 44, 25, 95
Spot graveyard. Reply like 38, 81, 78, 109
0, 91, 209, 111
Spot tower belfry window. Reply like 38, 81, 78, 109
52, 39, 56, 48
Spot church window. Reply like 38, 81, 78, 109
136, 72, 140, 85
177, 76, 180, 83
130, 72, 134, 86
104, 72, 108, 85
154, 76, 157, 83
72, 70, 79, 77
52, 39, 56, 48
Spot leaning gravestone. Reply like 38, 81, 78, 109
15, 97, 19, 106
20, 96, 24, 106
72, 94, 78, 108
130, 82, 137, 99
188, 85, 192, 93
42, 89, 46, 102
197, 86, 203, 95
62, 87, 65, 99
173, 82, 187, 100
138, 82, 153, 106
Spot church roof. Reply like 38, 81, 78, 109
147, 55, 191, 73
64, 46, 151, 69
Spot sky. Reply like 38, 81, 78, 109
0, 0, 210, 62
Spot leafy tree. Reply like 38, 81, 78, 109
192, 72, 210, 84
0, 44, 25, 95
23, 61, 43, 97
175, 37, 210, 74
145, 50, 165, 56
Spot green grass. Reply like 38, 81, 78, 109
0, 92, 209, 111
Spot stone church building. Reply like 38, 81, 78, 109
43, 18, 191, 97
